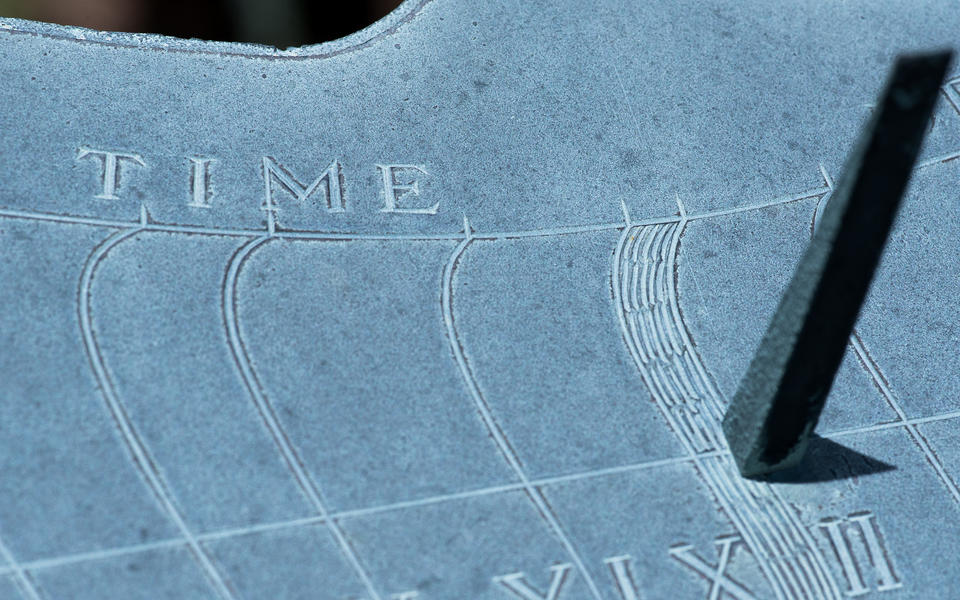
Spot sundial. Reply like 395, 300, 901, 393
1, 1, 959, 598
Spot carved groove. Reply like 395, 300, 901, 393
79, 229, 237, 600
613, 221, 842, 600
221, 236, 384, 600
441, 236, 604, 600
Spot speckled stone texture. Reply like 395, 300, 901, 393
1, 1, 960, 598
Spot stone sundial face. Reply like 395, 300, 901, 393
1, 1, 959, 598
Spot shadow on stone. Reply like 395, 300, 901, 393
749, 434, 896, 483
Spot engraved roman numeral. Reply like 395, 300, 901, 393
494, 563, 573, 600
817, 511, 901, 596
76, 146, 145, 200
187, 156, 215, 208
604, 555, 642, 600
669, 535, 756, 600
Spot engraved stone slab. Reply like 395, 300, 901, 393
1, 1, 960, 598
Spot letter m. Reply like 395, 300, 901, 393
261, 156, 345, 214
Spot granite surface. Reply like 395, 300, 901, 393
1, 1, 959, 598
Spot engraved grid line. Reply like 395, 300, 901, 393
78, 228, 237, 600
440, 227, 605, 600
815, 166, 960, 506
0, 140, 955, 596
221, 235, 384, 600
0, 538, 42, 600
851, 333, 960, 503
0, 411, 954, 580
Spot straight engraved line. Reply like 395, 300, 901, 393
6, 539, 187, 573
816, 165, 960, 506
687, 187, 830, 222
78, 229, 237, 600
5, 408, 960, 579
441, 233, 605, 600
0, 538, 42, 600
0, 182, 866, 240
914, 147, 960, 169
0, 207, 134, 228
221, 236, 384, 600
849, 333, 960, 504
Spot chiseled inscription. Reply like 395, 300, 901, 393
76, 146, 145, 200
817, 511, 901, 596
187, 156, 215, 208
604, 555, 642, 600
494, 563, 573, 600
73, 147, 442, 219
377, 164, 437, 215
669, 535, 756, 600
261, 156, 346, 215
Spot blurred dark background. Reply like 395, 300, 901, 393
0, 0, 404, 48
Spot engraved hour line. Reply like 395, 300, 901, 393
222, 236, 384, 600
441, 223, 605, 600
0, 538, 42, 600
612, 219, 784, 597
0, 408, 958, 579
613, 216, 841, 600
78, 228, 237, 600
850, 332, 960, 504
817, 164, 960, 506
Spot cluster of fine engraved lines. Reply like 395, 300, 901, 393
221, 235, 387, 600
611, 198, 842, 600
3, 151, 960, 595
78, 226, 238, 599
441, 216, 606, 600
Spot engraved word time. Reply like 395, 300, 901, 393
76, 146, 438, 217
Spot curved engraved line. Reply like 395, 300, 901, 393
671, 227, 838, 600
615, 222, 846, 600
614, 224, 785, 598
0, 182, 837, 243
665, 222, 839, 599
0, 0, 431, 62
221, 236, 383, 600
78, 228, 236, 600
616, 224, 793, 599
0, 538, 42, 600
441, 236, 604, 600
